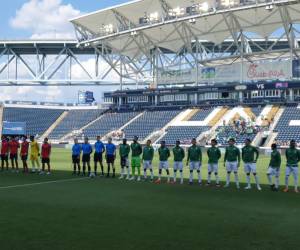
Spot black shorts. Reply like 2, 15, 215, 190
42, 158, 50, 164
72, 155, 80, 164
82, 154, 91, 163
121, 156, 129, 167
106, 155, 115, 164
94, 152, 103, 162
1, 154, 8, 161
10, 154, 18, 160
21, 155, 28, 161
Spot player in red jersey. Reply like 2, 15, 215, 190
41, 138, 52, 175
1, 136, 9, 171
9, 136, 20, 172
20, 136, 30, 173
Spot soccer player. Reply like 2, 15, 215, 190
1, 136, 9, 171
130, 136, 142, 181
72, 138, 81, 175
155, 140, 171, 184
105, 137, 116, 178
20, 136, 29, 173
143, 140, 154, 181
267, 143, 281, 191
242, 139, 261, 191
41, 138, 51, 175
172, 140, 185, 184
207, 139, 221, 187
82, 137, 93, 177
284, 140, 300, 193
186, 138, 202, 185
94, 136, 105, 176
224, 138, 241, 189
9, 136, 20, 173
30, 135, 40, 173
119, 138, 130, 180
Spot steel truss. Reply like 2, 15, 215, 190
73, 0, 300, 87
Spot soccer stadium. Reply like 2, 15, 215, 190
1, 0, 300, 249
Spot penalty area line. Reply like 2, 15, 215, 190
0, 177, 89, 190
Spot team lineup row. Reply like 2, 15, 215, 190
1, 134, 299, 193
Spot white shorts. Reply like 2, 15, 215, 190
226, 161, 238, 172
173, 161, 183, 171
143, 160, 152, 169
267, 167, 280, 177
208, 163, 218, 173
189, 161, 201, 171
285, 166, 298, 176
244, 163, 257, 174
159, 161, 169, 170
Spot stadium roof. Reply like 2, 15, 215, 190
71, 0, 300, 58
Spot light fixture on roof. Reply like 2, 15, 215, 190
265, 4, 273, 11
168, 7, 185, 17
149, 12, 159, 22
189, 18, 196, 24
199, 2, 209, 12
100, 24, 114, 34
131, 30, 137, 36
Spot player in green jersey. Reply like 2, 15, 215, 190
267, 143, 281, 191
172, 140, 185, 184
224, 138, 241, 189
143, 140, 154, 181
186, 138, 202, 185
207, 139, 221, 186
155, 141, 171, 184
242, 139, 261, 191
129, 136, 143, 181
119, 138, 131, 180
283, 140, 300, 193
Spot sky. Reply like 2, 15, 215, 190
0, 0, 130, 103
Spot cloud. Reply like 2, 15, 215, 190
10, 0, 81, 39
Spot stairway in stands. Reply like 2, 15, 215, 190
41, 111, 69, 140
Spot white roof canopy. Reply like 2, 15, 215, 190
71, 0, 300, 58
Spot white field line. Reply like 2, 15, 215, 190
0, 177, 89, 190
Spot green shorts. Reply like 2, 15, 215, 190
131, 157, 141, 168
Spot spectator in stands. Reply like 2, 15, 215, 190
72, 138, 81, 175
9, 136, 20, 173
82, 137, 93, 177
94, 136, 105, 176
105, 137, 116, 178
41, 138, 52, 175
1, 136, 9, 171
20, 136, 29, 173
30, 135, 40, 173
119, 138, 130, 180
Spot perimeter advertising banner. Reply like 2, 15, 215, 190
2, 122, 26, 135
158, 60, 292, 84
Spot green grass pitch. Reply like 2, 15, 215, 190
0, 148, 299, 250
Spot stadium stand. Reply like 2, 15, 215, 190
49, 109, 105, 139
274, 105, 300, 145
123, 110, 181, 140
215, 126, 258, 145
161, 126, 211, 145
189, 108, 214, 121
83, 111, 140, 138
3, 107, 64, 136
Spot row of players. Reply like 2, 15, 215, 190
72, 136, 299, 193
1, 134, 298, 192
0, 135, 52, 174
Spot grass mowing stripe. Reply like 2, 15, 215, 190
0, 177, 89, 190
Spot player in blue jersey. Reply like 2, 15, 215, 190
105, 137, 116, 178
82, 137, 93, 177
94, 136, 105, 176
72, 138, 81, 175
